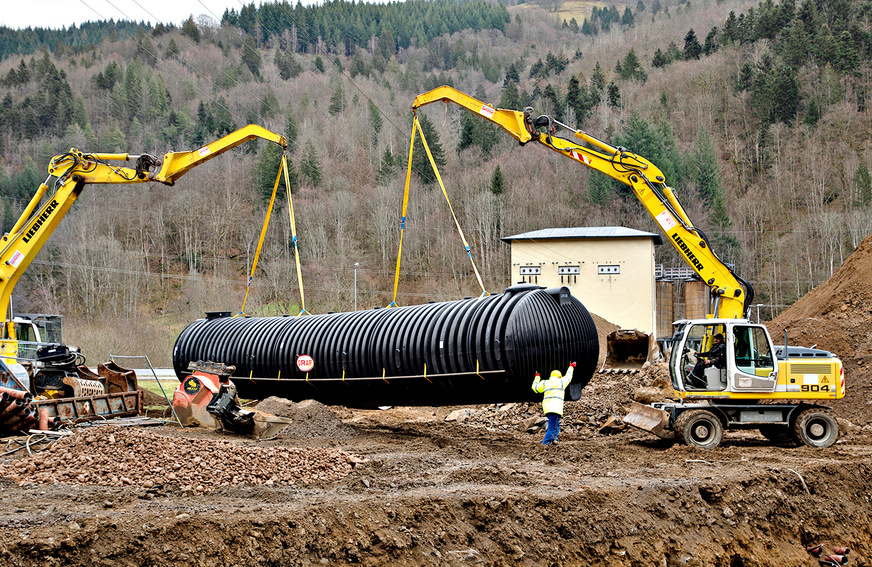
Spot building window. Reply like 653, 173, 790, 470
520, 266, 540, 284
559, 265, 579, 284
598, 265, 620, 275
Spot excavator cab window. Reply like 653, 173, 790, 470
13, 321, 36, 343
733, 325, 774, 377
678, 323, 728, 391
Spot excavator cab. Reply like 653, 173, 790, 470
670, 319, 777, 395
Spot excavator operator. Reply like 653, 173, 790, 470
688, 334, 726, 388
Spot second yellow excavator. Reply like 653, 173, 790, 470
0, 125, 287, 420
412, 86, 844, 449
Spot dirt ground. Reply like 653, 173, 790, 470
0, 362, 870, 567
1, 240, 871, 566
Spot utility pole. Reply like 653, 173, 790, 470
354, 262, 359, 311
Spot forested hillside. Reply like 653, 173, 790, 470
0, 0, 870, 364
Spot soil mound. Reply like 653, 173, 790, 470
254, 397, 355, 439
767, 234, 872, 423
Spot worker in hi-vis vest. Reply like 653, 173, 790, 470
531, 362, 576, 445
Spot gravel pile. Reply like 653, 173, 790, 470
0, 427, 363, 492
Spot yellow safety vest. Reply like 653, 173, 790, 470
531, 367, 574, 416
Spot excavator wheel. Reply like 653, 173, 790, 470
758, 425, 799, 446
674, 410, 723, 449
793, 409, 839, 448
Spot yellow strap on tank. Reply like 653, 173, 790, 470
237, 158, 283, 317
415, 116, 488, 297
388, 118, 418, 308
283, 155, 310, 316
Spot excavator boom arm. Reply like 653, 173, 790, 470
412, 86, 748, 319
0, 125, 287, 344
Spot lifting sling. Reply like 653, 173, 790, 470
389, 115, 489, 307
238, 155, 309, 316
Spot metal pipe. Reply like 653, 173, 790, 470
37, 406, 49, 431
0, 398, 24, 420
3, 406, 35, 429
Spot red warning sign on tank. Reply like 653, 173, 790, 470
297, 354, 314, 372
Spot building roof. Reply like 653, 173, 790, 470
501, 226, 663, 245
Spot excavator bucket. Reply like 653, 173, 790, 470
604, 329, 657, 370
624, 402, 673, 439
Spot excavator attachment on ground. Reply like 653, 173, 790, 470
624, 402, 672, 438
604, 329, 658, 370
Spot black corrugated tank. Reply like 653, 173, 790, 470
172, 285, 599, 405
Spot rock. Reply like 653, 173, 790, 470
445, 409, 475, 422
599, 415, 626, 434
633, 387, 664, 404
837, 417, 858, 434
522, 416, 547, 433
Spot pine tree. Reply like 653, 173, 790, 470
619, 49, 647, 82
804, 99, 821, 126
369, 101, 383, 145
693, 127, 722, 205
587, 171, 613, 204
607, 82, 621, 107
255, 141, 285, 204
500, 80, 520, 108
301, 141, 323, 187
566, 76, 582, 119
329, 84, 345, 115
542, 83, 562, 120
164, 38, 180, 59
181, 16, 201, 43
591, 62, 606, 92
490, 165, 505, 195
376, 147, 397, 185
241, 37, 262, 77
412, 113, 446, 185
285, 109, 299, 153
835, 30, 859, 74
703, 27, 720, 55
854, 164, 872, 205
683, 29, 702, 59
99, 121, 126, 152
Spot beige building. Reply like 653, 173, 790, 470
501, 227, 662, 335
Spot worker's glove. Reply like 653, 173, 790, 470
569, 362, 576, 368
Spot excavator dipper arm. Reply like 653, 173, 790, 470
412, 86, 751, 319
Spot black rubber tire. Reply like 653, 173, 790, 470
674, 410, 724, 449
758, 425, 799, 446
793, 409, 839, 448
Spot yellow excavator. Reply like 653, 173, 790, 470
412, 86, 844, 449
0, 125, 287, 396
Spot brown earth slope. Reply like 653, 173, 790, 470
768, 234, 872, 424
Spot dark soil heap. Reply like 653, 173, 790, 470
254, 397, 357, 439
767, 234, 872, 424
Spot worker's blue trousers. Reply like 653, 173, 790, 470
542, 413, 561, 445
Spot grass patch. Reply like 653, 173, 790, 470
139, 379, 179, 402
